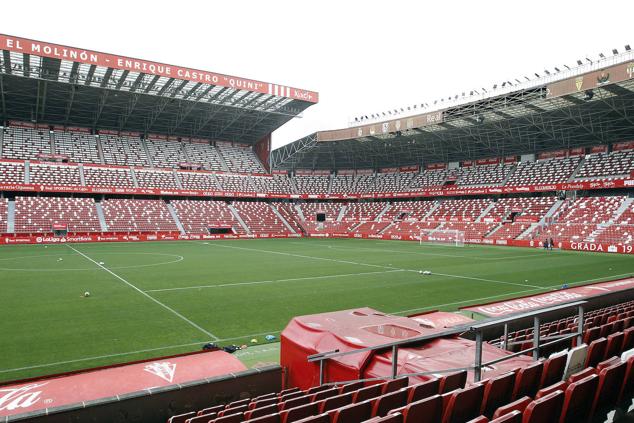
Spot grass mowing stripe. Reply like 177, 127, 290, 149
430, 272, 542, 289
66, 244, 219, 341
145, 269, 405, 293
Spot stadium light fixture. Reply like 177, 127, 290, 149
534, 73, 540, 78
544, 70, 550, 75
564, 64, 570, 70
501, 82, 506, 88
493, 84, 497, 89
554, 67, 560, 73
584, 89, 594, 101
507, 81, 513, 85
625, 45, 631, 51
577, 60, 583, 66
524, 76, 530, 81
515, 79, 521, 83
599, 53, 605, 59
585, 57, 592, 64
612, 48, 618, 55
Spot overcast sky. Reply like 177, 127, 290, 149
2, 1, 631, 149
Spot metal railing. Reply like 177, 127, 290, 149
308, 300, 587, 385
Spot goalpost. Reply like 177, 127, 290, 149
419, 229, 465, 247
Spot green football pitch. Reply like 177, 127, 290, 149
0, 238, 632, 382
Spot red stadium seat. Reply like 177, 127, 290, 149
339, 381, 364, 394
619, 354, 634, 402
318, 392, 352, 413
442, 383, 485, 423
219, 405, 248, 417
492, 397, 531, 419
212, 413, 244, 423
186, 413, 217, 423
592, 361, 627, 415
332, 401, 372, 423
489, 411, 522, 423
353, 384, 384, 403
365, 413, 403, 423
584, 337, 607, 368
168, 412, 196, 423
249, 398, 278, 410
535, 381, 566, 399
567, 367, 595, 384
307, 385, 332, 395
622, 327, 634, 352
280, 403, 319, 423
310, 387, 338, 402
583, 327, 600, 345
293, 414, 330, 423
439, 370, 467, 393
199, 405, 226, 415
382, 378, 409, 394
560, 374, 599, 423
511, 362, 543, 399
245, 404, 279, 420
280, 396, 310, 411
521, 390, 564, 423
370, 390, 407, 417
540, 353, 567, 389
406, 378, 440, 403
605, 332, 625, 359
393, 394, 443, 423
480, 372, 516, 417
465, 417, 489, 423
248, 413, 280, 423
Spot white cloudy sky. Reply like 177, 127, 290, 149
2, 1, 631, 148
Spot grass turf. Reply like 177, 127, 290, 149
0, 238, 632, 382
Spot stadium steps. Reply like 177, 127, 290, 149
610, 197, 633, 222
24, 160, 30, 183
215, 148, 230, 172
270, 203, 297, 234
585, 197, 633, 242
327, 173, 334, 194
78, 164, 86, 186
228, 203, 252, 235
541, 199, 565, 224
6, 199, 15, 233
378, 222, 394, 235
567, 157, 586, 181
476, 201, 496, 222
294, 203, 306, 221
422, 201, 441, 220
166, 202, 186, 235
180, 142, 191, 163
500, 164, 517, 185
49, 130, 57, 155
95, 135, 106, 164
129, 167, 140, 188
95, 201, 108, 231
140, 138, 154, 168
336, 205, 348, 222
172, 169, 183, 189
375, 203, 392, 221
517, 222, 540, 240
483, 222, 505, 237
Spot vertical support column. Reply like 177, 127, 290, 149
577, 305, 584, 346
319, 360, 325, 386
474, 330, 483, 382
532, 317, 540, 361
503, 323, 509, 351
391, 345, 399, 379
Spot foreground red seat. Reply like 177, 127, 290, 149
439, 370, 467, 393
332, 401, 372, 423
382, 378, 408, 394
280, 403, 319, 423
521, 390, 564, 423
293, 414, 329, 423
605, 332, 624, 359
592, 361, 627, 414
584, 337, 607, 368
353, 384, 385, 402
492, 397, 531, 419
249, 414, 280, 423
371, 390, 407, 417
540, 353, 566, 388
319, 392, 352, 413
559, 374, 599, 423
406, 378, 440, 403
169, 412, 195, 423
392, 394, 443, 423
512, 362, 543, 399
490, 411, 522, 423
442, 383, 485, 423
481, 372, 516, 417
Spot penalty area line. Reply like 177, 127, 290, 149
65, 244, 219, 341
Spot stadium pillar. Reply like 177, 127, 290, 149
502, 323, 509, 351
532, 317, 540, 361
474, 330, 483, 382
577, 305, 584, 346
391, 345, 399, 379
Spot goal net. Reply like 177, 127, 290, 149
419, 229, 465, 247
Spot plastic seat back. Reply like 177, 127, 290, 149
406, 378, 440, 403
491, 396, 531, 419
560, 375, 599, 423
439, 370, 467, 393
443, 383, 485, 423
371, 390, 407, 418
332, 400, 372, 423
540, 353, 567, 388
584, 337, 607, 368
521, 390, 564, 423
399, 394, 443, 423
481, 372, 515, 417
512, 362, 543, 399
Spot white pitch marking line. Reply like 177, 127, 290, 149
145, 269, 405, 293
206, 242, 540, 290
66, 244, 218, 341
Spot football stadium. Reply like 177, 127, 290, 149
1, 16, 634, 423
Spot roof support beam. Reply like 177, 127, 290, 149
64, 85, 78, 126
92, 90, 110, 128
0, 74, 5, 122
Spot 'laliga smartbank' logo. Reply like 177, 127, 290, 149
144, 362, 176, 383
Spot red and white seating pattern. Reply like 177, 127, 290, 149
146, 139, 187, 168
294, 175, 331, 194
232, 202, 293, 234
0, 198, 7, 232
171, 200, 245, 234
276, 203, 304, 233
382, 221, 440, 238
217, 143, 266, 174
0, 161, 26, 184
330, 175, 356, 194
408, 169, 452, 189
183, 142, 225, 171
506, 157, 582, 186
354, 174, 376, 193
216, 174, 256, 192
382, 201, 438, 221
481, 197, 557, 223
342, 202, 386, 221
576, 151, 634, 180
179, 172, 220, 191
29, 163, 81, 186
134, 169, 179, 189
14, 196, 100, 233
100, 135, 150, 167
438, 221, 498, 240
299, 203, 344, 221
430, 199, 491, 221
54, 131, 100, 164
101, 199, 177, 232
373, 172, 416, 193
350, 221, 391, 235
1, 127, 51, 160
83, 165, 135, 188
486, 222, 533, 240
251, 175, 294, 194
458, 164, 514, 187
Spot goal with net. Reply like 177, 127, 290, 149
419, 229, 465, 247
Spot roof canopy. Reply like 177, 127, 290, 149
0, 34, 318, 144
273, 58, 634, 170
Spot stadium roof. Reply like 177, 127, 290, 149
0, 34, 318, 144
273, 52, 634, 171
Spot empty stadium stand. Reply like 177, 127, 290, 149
54, 130, 100, 164
171, 200, 246, 234
101, 199, 178, 232
13, 196, 100, 233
